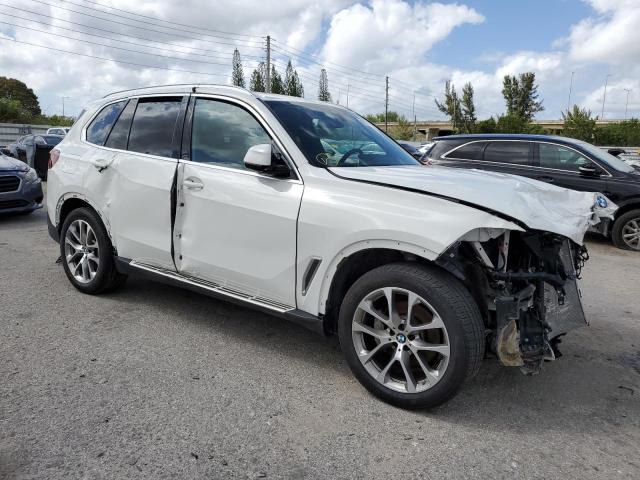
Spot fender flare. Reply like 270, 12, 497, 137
315, 239, 440, 315
55, 192, 114, 242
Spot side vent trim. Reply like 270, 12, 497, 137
302, 257, 322, 296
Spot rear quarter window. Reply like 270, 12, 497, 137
429, 139, 466, 159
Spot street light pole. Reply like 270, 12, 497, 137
567, 71, 574, 113
61, 96, 70, 117
624, 88, 631, 120
601, 74, 611, 119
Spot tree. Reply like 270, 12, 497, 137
284, 60, 304, 97
562, 106, 597, 142
475, 117, 497, 134
0, 98, 29, 123
434, 80, 461, 131
0, 77, 41, 116
502, 72, 544, 121
249, 62, 266, 92
270, 65, 284, 94
364, 111, 400, 123
231, 49, 245, 88
318, 68, 331, 102
460, 82, 477, 133
389, 115, 413, 140
495, 113, 545, 134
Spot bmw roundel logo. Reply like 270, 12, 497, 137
596, 196, 608, 208
396, 334, 407, 344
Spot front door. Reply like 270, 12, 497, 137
175, 97, 303, 309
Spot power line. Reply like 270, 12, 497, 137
0, 4, 266, 57
0, 36, 233, 77
25, 0, 265, 49
0, 20, 262, 69
74, 0, 262, 39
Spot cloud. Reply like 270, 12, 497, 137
567, 0, 640, 65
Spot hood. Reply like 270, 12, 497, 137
329, 165, 617, 245
0, 154, 29, 172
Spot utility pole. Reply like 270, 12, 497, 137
346, 84, 350, 109
601, 74, 611, 119
567, 71, 574, 113
265, 35, 271, 94
412, 92, 416, 141
61, 96, 70, 117
384, 76, 389, 132
624, 88, 631, 120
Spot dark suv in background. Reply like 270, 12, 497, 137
425, 134, 640, 251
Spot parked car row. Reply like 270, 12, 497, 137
0, 151, 44, 214
0, 134, 64, 179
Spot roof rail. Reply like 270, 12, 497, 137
102, 83, 251, 98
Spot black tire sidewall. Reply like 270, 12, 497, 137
338, 263, 481, 409
59, 207, 114, 293
612, 209, 640, 251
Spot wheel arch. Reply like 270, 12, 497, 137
56, 193, 113, 244
318, 240, 442, 335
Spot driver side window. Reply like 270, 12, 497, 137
191, 98, 271, 169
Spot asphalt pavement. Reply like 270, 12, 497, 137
1, 207, 639, 479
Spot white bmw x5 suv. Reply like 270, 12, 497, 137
47, 85, 615, 408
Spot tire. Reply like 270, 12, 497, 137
338, 262, 484, 409
59, 207, 127, 294
612, 209, 640, 251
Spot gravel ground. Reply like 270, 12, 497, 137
1, 206, 639, 479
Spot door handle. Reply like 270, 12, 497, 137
535, 175, 555, 183
183, 178, 204, 190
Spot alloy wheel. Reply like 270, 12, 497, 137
621, 217, 640, 250
64, 219, 100, 283
352, 287, 450, 394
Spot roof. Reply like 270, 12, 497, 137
432, 133, 584, 145
101, 84, 256, 101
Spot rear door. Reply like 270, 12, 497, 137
84, 95, 188, 269
532, 141, 608, 193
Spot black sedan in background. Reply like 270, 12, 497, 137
16, 134, 64, 179
424, 134, 640, 251
0, 153, 43, 214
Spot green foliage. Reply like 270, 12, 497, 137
249, 62, 266, 92
594, 119, 640, 146
502, 72, 544, 121
460, 83, 476, 133
318, 68, 331, 102
0, 77, 41, 116
434, 80, 461, 131
495, 113, 545, 134
231, 49, 245, 88
284, 60, 304, 97
475, 117, 497, 134
562, 106, 597, 142
389, 115, 413, 140
364, 111, 400, 123
270, 65, 284, 94
0, 97, 30, 123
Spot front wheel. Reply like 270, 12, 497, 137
612, 209, 640, 251
338, 262, 484, 409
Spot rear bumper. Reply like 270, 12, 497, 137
0, 176, 44, 214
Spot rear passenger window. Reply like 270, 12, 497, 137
104, 100, 135, 150
191, 98, 270, 169
86, 100, 127, 146
448, 142, 486, 160
128, 98, 182, 157
483, 141, 530, 165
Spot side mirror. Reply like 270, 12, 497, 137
578, 165, 601, 177
243, 143, 291, 178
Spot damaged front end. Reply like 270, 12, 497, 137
437, 228, 590, 375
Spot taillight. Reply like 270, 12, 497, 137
49, 148, 60, 169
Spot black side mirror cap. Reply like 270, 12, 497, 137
578, 165, 602, 176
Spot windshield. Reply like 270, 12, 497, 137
264, 100, 418, 168
576, 141, 635, 173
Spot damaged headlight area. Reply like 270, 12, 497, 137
437, 228, 590, 375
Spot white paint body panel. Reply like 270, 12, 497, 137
175, 162, 303, 307
46, 85, 612, 320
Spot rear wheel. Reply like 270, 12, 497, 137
338, 262, 484, 409
59, 207, 127, 294
612, 209, 640, 251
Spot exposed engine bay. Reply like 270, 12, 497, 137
437, 228, 590, 375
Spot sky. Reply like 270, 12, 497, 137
0, 0, 638, 121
